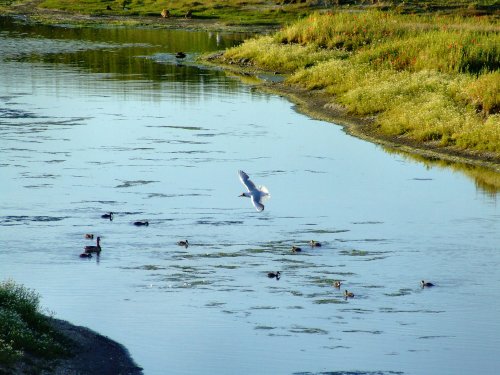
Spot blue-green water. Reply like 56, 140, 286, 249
1, 17, 499, 375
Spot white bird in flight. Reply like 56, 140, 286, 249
238, 170, 270, 212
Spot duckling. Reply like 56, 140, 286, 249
333, 280, 342, 288
84, 236, 101, 254
421, 280, 434, 288
344, 290, 354, 298
291, 245, 302, 252
175, 52, 186, 59
101, 212, 113, 221
177, 239, 189, 248
309, 240, 322, 247
84, 234, 94, 239
161, 8, 170, 18
79, 253, 92, 258
267, 271, 281, 280
133, 221, 149, 226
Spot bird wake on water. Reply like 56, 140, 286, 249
238, 170, 270, 212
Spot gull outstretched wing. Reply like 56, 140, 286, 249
239, 170, 257, 192
251, 195, 265, 212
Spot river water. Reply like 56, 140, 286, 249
1, 16, 499, 375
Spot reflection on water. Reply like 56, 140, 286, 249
1, 15, 500, 375
383, 146, 500, 197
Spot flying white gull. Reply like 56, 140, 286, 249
238, 170, 270, 212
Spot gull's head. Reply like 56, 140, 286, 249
239, 192, 249, 198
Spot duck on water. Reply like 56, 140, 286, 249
101, 212, 113, 221
177, 240, 189, 248
84, 236, 101, 254
421, 280, 435, 288
267, 271, 281, 280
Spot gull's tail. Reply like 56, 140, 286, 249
259, 185, 270, 200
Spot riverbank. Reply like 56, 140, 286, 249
0, 280, 142, 375
44, 318, 143, 375
207, 10, 499, 172
1, 318, 143, 375
0, 0, 278, 33
205, 57, 500, 173
2, 1, 499, 172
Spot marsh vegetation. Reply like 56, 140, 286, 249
220, 10, 499, 157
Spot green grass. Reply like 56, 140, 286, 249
11, 0, 498, 25
0, 280, 69, 367
36, 0, 314, 24
221, 10, 500, 155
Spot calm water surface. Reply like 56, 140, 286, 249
1, 17, 499, 375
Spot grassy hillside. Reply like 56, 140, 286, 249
220, 10, 499, 156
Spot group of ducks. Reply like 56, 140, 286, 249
268, 239, 435, 299
79, 212, 189, 258
80, 234, 101, 258
290, 240, 322, 253
83, 172, 436, 297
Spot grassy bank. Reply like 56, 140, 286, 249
218, 10, 499, 159
2, 0, 499, 163
0, 280, 69, 371
3, 0, 499, 26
